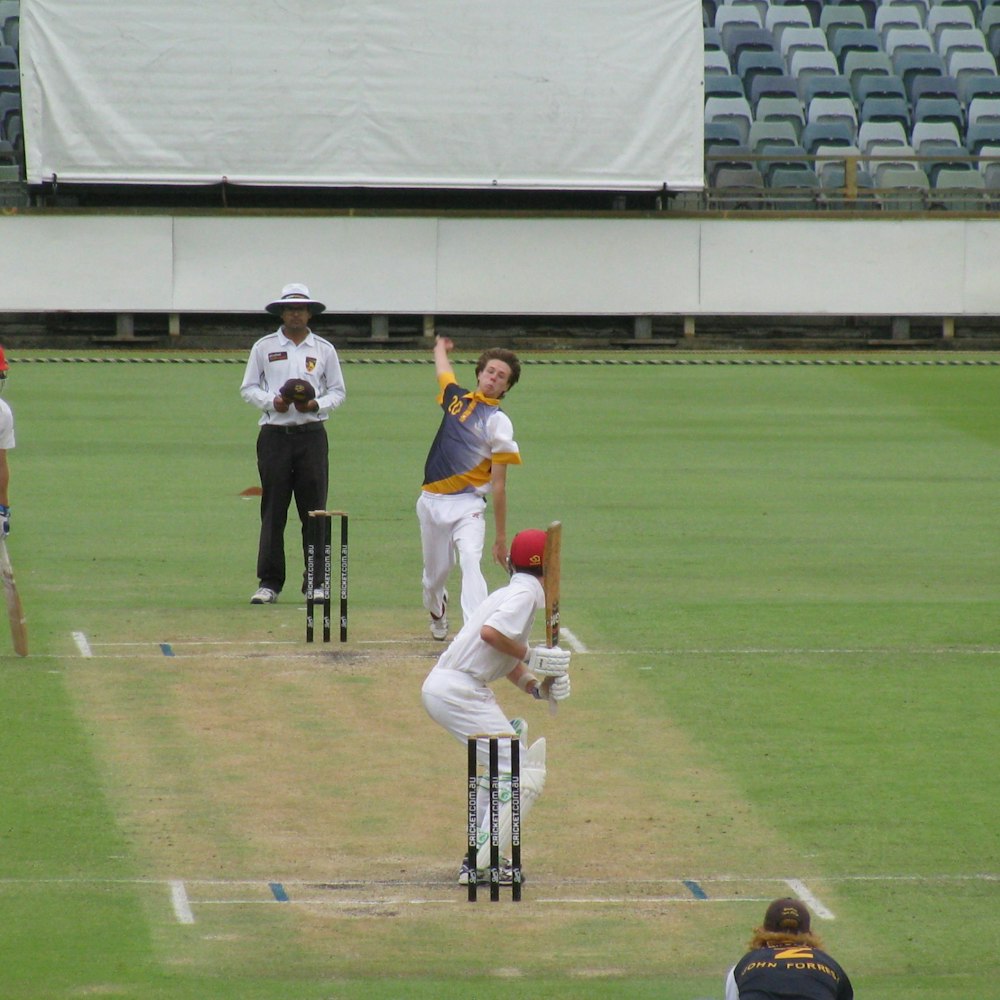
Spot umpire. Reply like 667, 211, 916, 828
240, 283, 347, 604
725, 897, 854, 1000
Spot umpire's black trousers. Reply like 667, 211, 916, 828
256, 422, 329, 594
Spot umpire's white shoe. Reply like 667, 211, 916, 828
429, 592, 449, 641
250, 587, 277, 604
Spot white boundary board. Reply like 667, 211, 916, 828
20, 0, 703, 192
1, 216, 999, 316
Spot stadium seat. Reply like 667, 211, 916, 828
922, 147, 974, 184
705, 95, 755, 144
911, 118, 964, 149
855, 73, 908, 103
850, 0, 879, 29
773, 0, 822, 26
767, 166, 822, 207
884, 0, 930, 22
755, 94, 808, 135
884, 27, 935, 58
0, 89, 17, 130
800, 74, 854, 106
0, 44, 15, 70
705, 27, 724, 51
937, 27, 988, 62
757, 141, 812, 181
910, 73, 961, 106
927, 4, 977, 42
876, 166, 930, 208
779, 26, 829, 64
959, 73, 1000, 105
724, 26, 779, 63
981, 5, 1000, 56
3, 110, 18, 151
844, 49, 894, 86
733, 0, 771, 21
748, 118, 802, 151
948, 49, 998, 80
903, 69, 952, 106
814, 142, 862, 182
861, 95, 912, 130
876, 4, 925, 40
706, 143, 755, 184
893, 50, 946, 92
867, 140, 919, 172
750, 73, 799, 111
822, 5, 871, 44
706, 75, 748, 100
914, 95, 965, 131
966, 119, 1000, 151
931, 167, 989, 208
818, 163, 880, 208
0, 68, 18, 97
705, 49, 734, 75
831, 27, 883, 68
858, 119, 909, 153
704, 120, 747, 151
801, 118, 858, 151
967, 94, 1000, 127
716, 3, 763, 32
709, 166, 767, 208
765, 4, 814, 42
807, 95, 859, 137
738, 49, 787, 90
977, 143, 1000, 199
789, 49, 841, 84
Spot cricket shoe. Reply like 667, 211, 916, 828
499, 860, 525, 886
429, 591, 449, 641
458, 857, 487, 885
250, 587, 277, 604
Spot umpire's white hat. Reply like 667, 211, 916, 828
265, 282, 326, 315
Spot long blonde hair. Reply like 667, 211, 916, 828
748, 929, 825, 951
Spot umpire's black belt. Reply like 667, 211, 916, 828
262, 422, 326, 435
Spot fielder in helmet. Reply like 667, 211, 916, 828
421, 528, 572, 886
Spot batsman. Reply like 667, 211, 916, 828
421, 526, 571, 886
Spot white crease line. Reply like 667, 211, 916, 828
71, 631, 93, 658
561, 628, 588, 653
786, 878, 835, 920
169, 879, 195, 925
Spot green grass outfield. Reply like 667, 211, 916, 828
1, 350, 997, 999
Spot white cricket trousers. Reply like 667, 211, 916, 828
421, 667, 516, 836
416, 491, 489, 624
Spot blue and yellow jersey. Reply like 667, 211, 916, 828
421, 374, 521, 496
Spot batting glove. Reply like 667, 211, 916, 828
545, 674, 571, 702
0, 504, 9, 536
527, 645, 571, 677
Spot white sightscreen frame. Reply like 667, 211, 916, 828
21, 0, 703, 191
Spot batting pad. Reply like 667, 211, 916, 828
477, 737, 546, 869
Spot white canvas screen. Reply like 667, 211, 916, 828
20, 0, 703, 191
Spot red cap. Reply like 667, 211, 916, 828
509, 529, 546, 572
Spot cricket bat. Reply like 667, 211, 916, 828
541, 521, 562, 715
0, 538, 28, 657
